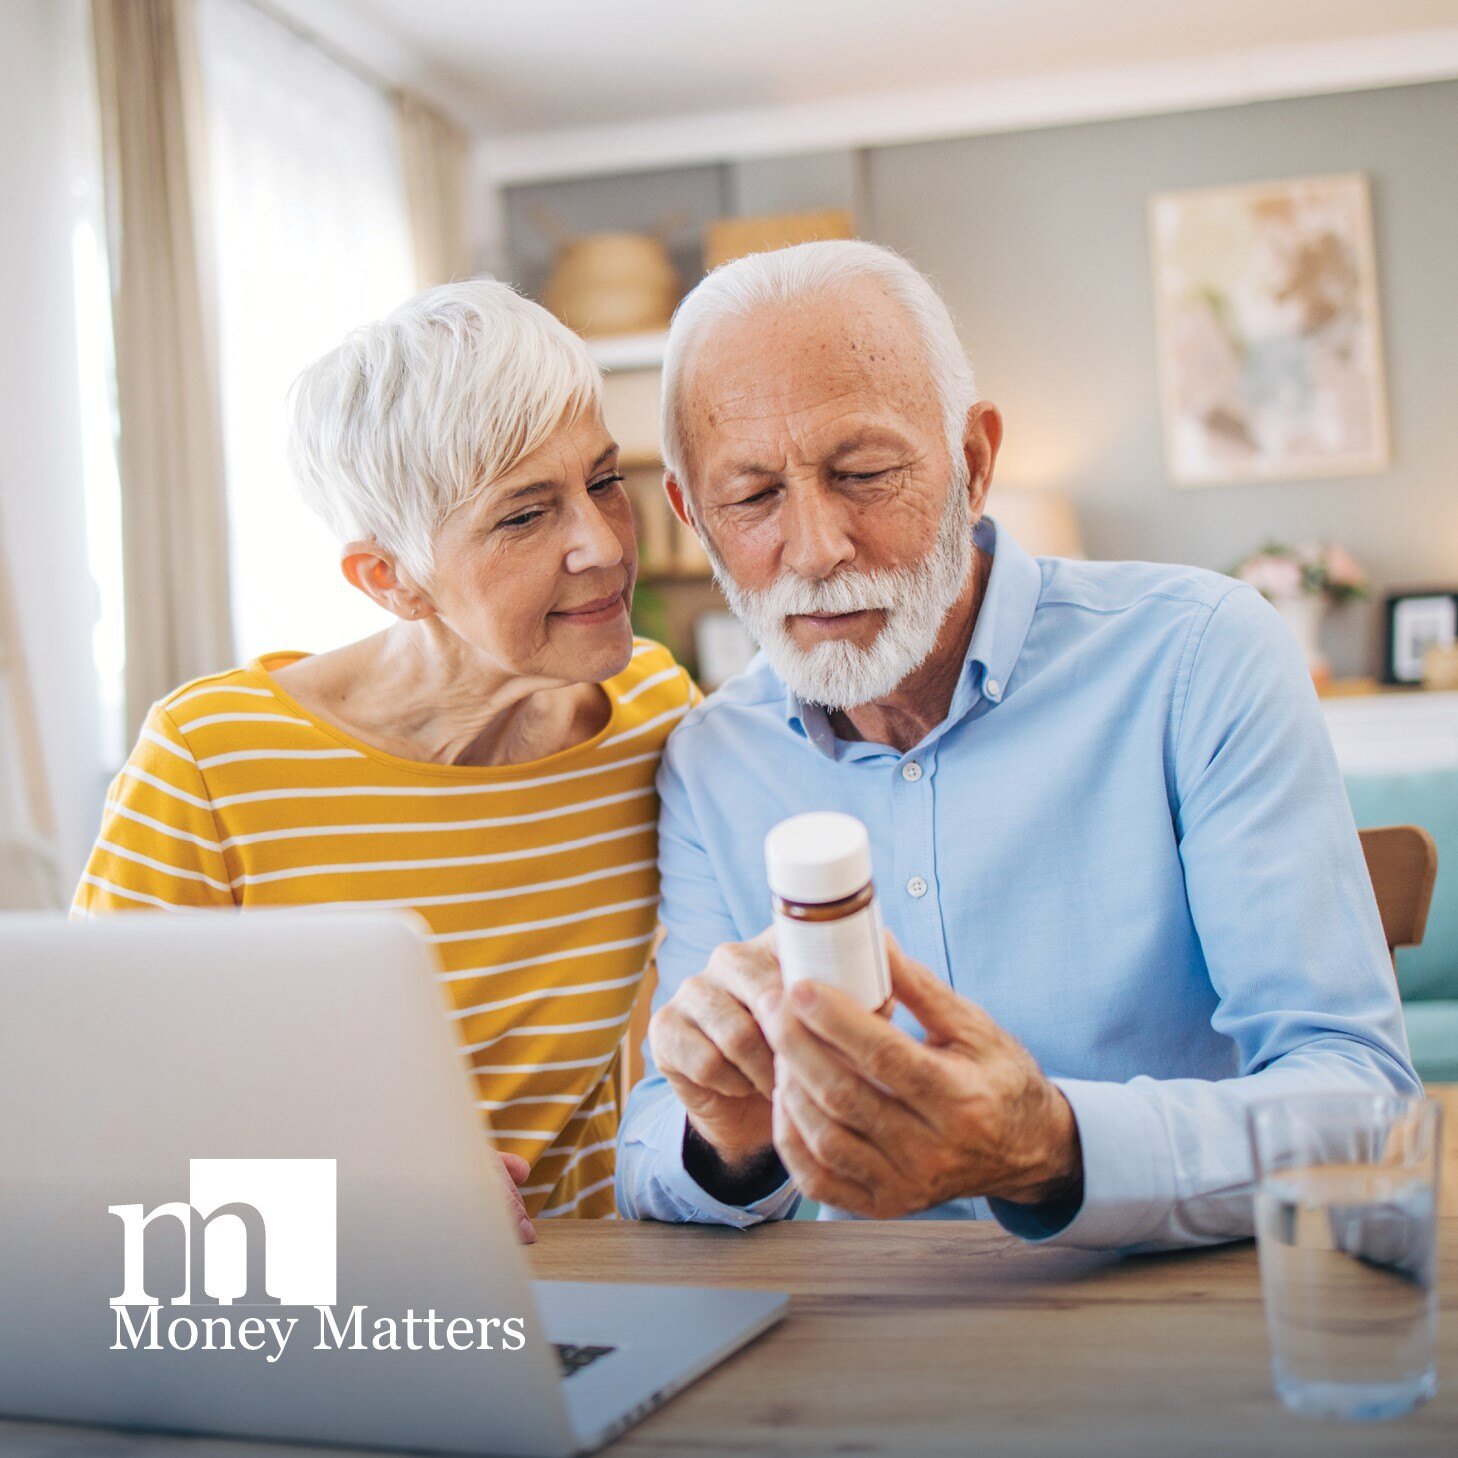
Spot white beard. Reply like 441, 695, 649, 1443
704, 475, 975, 712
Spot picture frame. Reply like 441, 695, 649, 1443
1149, 173, 1390, 487
1385, 591, 1458, 685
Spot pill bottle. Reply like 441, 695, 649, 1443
764, 811, 891, 1009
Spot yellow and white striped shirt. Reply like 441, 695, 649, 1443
74, 638, 696, 1220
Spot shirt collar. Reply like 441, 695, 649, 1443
785, 515, 1043, 757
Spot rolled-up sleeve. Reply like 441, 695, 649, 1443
990, 586, 1419, 1250
616, 726, 800, 1225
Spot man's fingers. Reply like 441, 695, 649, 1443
772, 1087, 877, 1216
777, 1076, 903, 1194
775, 979, 947, 1106
678, 978, 775, 1098
709, 934, 784, 1007
654, 1010, 759, 1099
758, 991, 933, 1147
886, 938, 994, 1049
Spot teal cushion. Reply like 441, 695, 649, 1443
1402, 1000, 1458, 1083
1344, 769, 1458, 1002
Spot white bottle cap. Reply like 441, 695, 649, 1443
765, 812, 874, 905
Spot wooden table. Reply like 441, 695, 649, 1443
2, 1220, 1453, 1457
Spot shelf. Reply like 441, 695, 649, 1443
585, 330, 669, 371
1321, 689, 1458, 773
1317, 677, 1420, 699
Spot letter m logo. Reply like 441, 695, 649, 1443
109, 1158, 336, 1307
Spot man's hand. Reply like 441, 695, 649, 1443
648, 930, 782, 1178
495, 1151, 537, 1244
758, 938, 1082, 1220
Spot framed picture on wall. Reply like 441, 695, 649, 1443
1149, 173, 1390, 487
1385, 591, 1458, 684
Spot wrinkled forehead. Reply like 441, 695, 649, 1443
679, 284, 943, 476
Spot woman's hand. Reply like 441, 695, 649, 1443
495, 1151, 537, 1244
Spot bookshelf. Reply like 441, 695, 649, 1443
595, 333, 733, 676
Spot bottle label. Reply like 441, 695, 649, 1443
773, 897, 891, 1010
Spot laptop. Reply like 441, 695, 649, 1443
0, 911, 787, 1456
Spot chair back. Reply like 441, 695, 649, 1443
618, 950, 660, 1110
1359, 824, 1438, 960
1358, 823, 1454, 1216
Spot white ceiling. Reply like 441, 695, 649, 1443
271, 0, 1458, 140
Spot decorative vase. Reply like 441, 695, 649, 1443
1273, 594, 1330, 686
542, 232, 682, 337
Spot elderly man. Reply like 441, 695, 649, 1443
615, 240, 1417, 1248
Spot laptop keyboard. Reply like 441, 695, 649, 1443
554, 1342, 617, 1377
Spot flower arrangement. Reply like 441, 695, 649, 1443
1230, 542, 1368, 604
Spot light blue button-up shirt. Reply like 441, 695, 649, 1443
616, 519, 1419, 1249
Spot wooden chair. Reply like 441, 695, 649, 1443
618, 950, 660, 1113
1360, 825, 1438, 965
1359, 824, 1454, 1215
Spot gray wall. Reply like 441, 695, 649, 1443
870, 81, 1458, 678
503, 80, 1458, 677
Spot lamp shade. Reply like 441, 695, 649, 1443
990, 490, 1085, 558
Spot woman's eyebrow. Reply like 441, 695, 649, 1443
496, 445, 618, 504
497, 480, 552, 505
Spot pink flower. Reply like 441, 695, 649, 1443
1237, 553, 1304, 601
1322, 544, 1367, 591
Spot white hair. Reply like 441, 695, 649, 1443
287, 279, 602, 583
659, 239, 977, 495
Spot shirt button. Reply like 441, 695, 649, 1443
985, 677, 1002, 698
901, 761, 923, 782
906, 876, 928, 898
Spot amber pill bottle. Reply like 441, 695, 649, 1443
764, 812, 891, 1009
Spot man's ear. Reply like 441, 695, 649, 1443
961, 402, 1004, 519
664, 472, 696, 532
340, 541, 435, 621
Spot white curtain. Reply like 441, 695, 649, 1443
398, 91, 474, 289
91, 0, 235, 736
195, 0, 416, 662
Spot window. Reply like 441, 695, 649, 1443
68, 0, 125, 770
196, 0, 416, 662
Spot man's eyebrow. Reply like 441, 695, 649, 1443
722, 460, 779, 481
495, 445, 618, 504
827, 430, 910, 458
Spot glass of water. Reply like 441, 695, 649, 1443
1248, 1092, 1441, 1420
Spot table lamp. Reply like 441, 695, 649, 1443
988, 489, 1085, 558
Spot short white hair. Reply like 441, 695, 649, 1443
287, 279, 602, 582
660, 240, 977, 494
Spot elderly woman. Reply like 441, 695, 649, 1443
74, 281, 696, 1238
